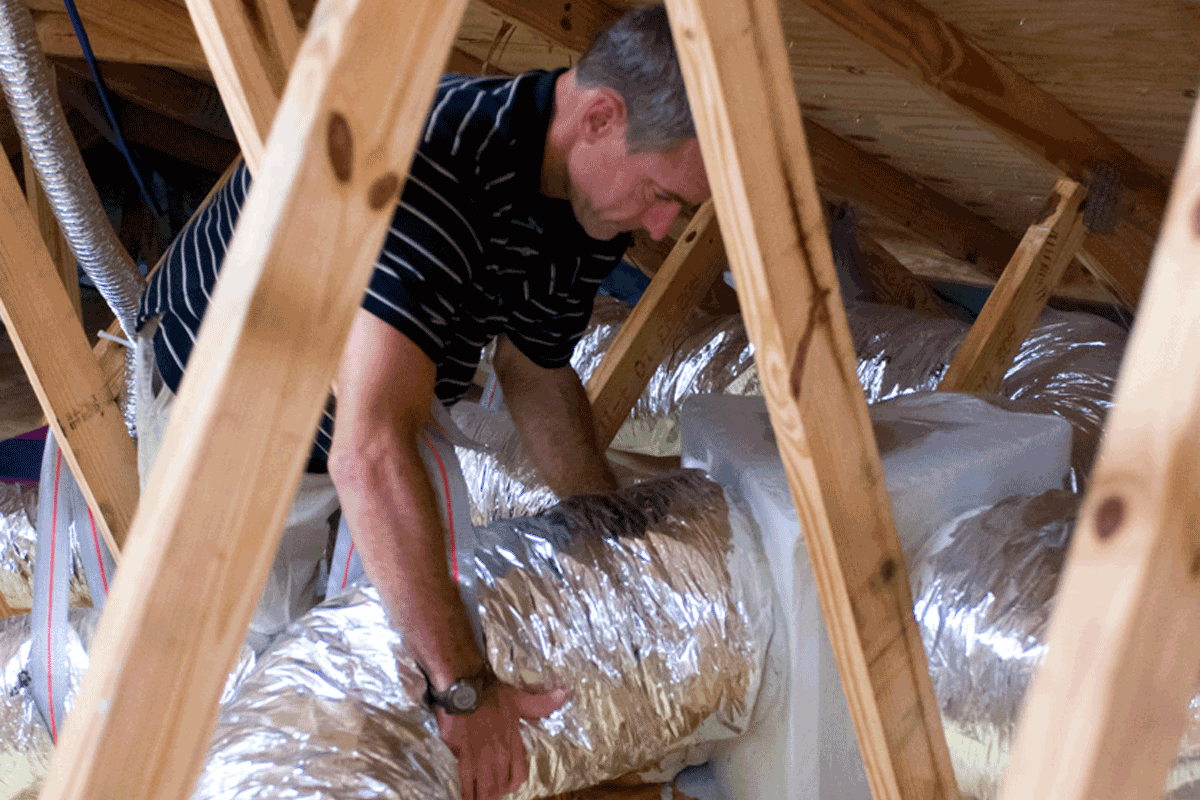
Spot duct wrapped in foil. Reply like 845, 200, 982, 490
846, 301, 1126, 482
1, 605, 256, 798
908, 491, 1200, 799
571, 296, 757, 457
0, 608, 97, 797
571, 297, 757, 418
0, 481, 90, 613
194, 471, 775, 800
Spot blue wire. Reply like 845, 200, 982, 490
59, 0, 163, 218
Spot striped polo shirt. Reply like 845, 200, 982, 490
137, 69, 631, 471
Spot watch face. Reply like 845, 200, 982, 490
450, 682, 480, 711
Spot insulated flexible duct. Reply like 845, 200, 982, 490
191, 472, 776, 800
911, 491, 1200, 799
0, 0, 145, 430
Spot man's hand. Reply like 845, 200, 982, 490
437, 681, 570, 800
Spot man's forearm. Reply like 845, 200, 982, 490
496, 341, 618, 498
329, 429, 485, 689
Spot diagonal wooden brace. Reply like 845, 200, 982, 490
0, 159, 136, 554
998, 95, 1200, 800
587, 200, 727, 448
939, 178, 1088, 395
664, 0, 959, 798
37, 0, 468, 798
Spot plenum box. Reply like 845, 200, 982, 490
680, 391, 1073, 800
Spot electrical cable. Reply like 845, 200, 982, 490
60, 0, 163, 218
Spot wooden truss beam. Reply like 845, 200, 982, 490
587, 200, 726, 448
998, 96, 1200, 800
474, 0, 622, 54
50, 57, 235, 142
0, 160, 136, 554
939, 178, 1088, 394
55, 68, 238, 175
27, 0, 209, 72
797, 0, 1163, 309
38, 1, 467, 798
184, 0, 299, 174
857, 230, 955, 319
664, 0, 958, 798
805, 119, 1015, 280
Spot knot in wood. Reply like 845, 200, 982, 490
327, 112, 354, 184
368, 172, 401, 210
1094, 494, 1125, 540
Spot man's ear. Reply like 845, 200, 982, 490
580, 89, 628, 144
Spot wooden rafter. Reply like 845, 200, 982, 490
184, 0, 299, 174
28, 0, 208, 72
797, 0, 1162, 309
664, 0, 958, 798
472, 0, 621, 54
998, 95, 1200, 800
856, 229, 955, 319
587, 200, 726, 448
55, 68, 238, 174
939, 178, 1088, 394
0, 160, 136, 554
805, 118, 1015, 280
38, 1, 468, 798
50, 57, 235, 142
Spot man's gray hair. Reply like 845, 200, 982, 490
575, 3, 696, 153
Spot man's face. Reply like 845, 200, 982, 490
565, 132, 711, 242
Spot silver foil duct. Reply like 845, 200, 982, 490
909, 491, 1200, 799
566, 297, 1121, 484
0, 0, 143, 339
452, 403, 559, 526
0, 0, 145, 431
846, 302, 1125, 482
2, 606, 254, 798
0, 481, 90, 613
0, 608, 97, 798
194, 471, 775, 800
571, 296, 757, 420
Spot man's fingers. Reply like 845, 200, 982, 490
512, 686, 571, 719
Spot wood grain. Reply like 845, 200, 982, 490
796, 0, 1163, 308
998, 95, 1200, 800
858, 232, 954, 318
473, 0, 620, 54
36, 0, 467, 797
806, 117, 1017, 278
184, 0, 299, 174
586, 201, 726, 447
29, 0, 208, 72
939, 178, 1087, 394
0, 161, 136, 555
664, 0, 958, 798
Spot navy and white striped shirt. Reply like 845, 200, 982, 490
137, 69, 630, 471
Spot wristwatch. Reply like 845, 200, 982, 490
426, 664, 494, 715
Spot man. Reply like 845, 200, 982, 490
135, 4, 709, 799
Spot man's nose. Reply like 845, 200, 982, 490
642, 200, 682, 240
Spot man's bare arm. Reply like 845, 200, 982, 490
494, 335, 619, 497
328, 311, 564, 800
